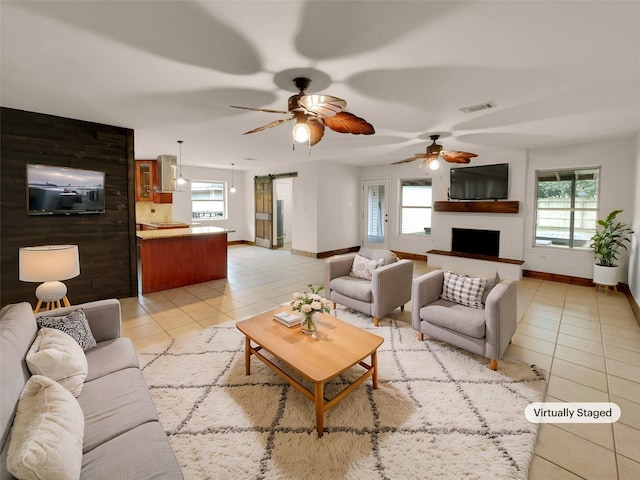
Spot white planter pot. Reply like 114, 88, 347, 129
593, 264, 619, 286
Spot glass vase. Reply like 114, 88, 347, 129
301, 311, 317, 335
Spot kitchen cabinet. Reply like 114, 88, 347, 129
135, 160, 172, 204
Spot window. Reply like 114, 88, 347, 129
191, 181, 226, 219
535, 168, 599, 248
400, 178, 432, 236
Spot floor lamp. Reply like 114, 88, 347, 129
19, 245, 80, 313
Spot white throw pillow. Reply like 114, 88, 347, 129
349, 254, 383, 280
7, 375, 84, 480
441, 271, 487, 309
27, 327, 88, 397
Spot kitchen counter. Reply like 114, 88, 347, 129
136, 225, 231, 240
136, 226, 233, 294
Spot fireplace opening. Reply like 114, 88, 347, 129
452, 228, 500, 257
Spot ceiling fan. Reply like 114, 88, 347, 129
391, 135, 478, 170
230, 77, 374, 147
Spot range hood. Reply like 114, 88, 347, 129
156, 155, 177, 192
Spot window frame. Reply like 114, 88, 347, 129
533, 167, 600, 249
399, 177, 433, 237
190, 180, 228, 220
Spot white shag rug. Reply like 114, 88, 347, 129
137, 307, 546, 480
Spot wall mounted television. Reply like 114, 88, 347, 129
27, 164, 106, 215
449, 163, 509, 200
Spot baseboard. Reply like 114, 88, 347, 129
522, 270, 594, 286
228, 240, 254, 246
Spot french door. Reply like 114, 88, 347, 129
362, 179, 389, 250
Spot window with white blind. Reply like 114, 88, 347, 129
400, 178, 432, 236
191, 181, 226, 220
534, 168, 599, 248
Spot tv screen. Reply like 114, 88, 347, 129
27, 164, 106, 215
449, 163, 509, 200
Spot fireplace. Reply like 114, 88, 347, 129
452, 228, 500, 258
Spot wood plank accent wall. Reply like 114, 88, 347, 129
1, 107, 137, 308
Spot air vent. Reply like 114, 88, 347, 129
459, 101, 497, 113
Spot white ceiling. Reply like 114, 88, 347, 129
2, 1, 639, 171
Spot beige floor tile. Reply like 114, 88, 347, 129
528, 455, 583, 479
611, 395, 640, 430
617, 454, 640, 480
546, 375, 609, 403
560, 314, 601, 331
154, 313, 196, 330
607, 358, 640, 383
557, 333, 604, 356
604, 344, 640, 366
550, 358, 608, 392
608, 376, 640, 404
613, 423, 640, 463
503, 344, 553, 373
553, 344, 605, 372
121, 313, 156, 329
197, 313, 233, 328
166, 322, 204, 339
601, 323, 640, 340
559, 323, 603, 343
186, 304, 223, 321
520, 314, 561, 332
131, 331, 171, 349
122, 322, 165, 339
511, 332, 556, 356
515, 323, 559, 343
534, 424, 617, 480
603, 334, 640, 353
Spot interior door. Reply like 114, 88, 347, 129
254, 175, 273, 248
363, 179, 389, 249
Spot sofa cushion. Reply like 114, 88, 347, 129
78, 368, 159, 453
330, 276, 373, 302
349, 254, 383, 280
7, 375, 84, 480
80, 422, 183, 480
84, 338, 139, 382
420, 300, 486, 338
36, 308, 97, 351
26, 327, 88, 397
441, 271, 487, 309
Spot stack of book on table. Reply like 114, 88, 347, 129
273, 311, 302, 327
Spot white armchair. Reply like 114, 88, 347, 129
324, 249, 413, 326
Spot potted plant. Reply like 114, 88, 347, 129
590, 209, 634, 286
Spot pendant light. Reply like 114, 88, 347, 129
229, 163, 237, 193
176, 140, 187, 187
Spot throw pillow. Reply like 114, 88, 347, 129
26, 327, 88, 397
36, 308, 97, 351
6, 375, 84, 480
349, 254, 383, 280
441, 271, 487, 309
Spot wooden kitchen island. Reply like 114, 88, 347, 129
137, 226, 231, 294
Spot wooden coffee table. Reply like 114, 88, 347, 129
236, 308, 383, 437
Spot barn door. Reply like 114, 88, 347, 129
254, 175, 273, 248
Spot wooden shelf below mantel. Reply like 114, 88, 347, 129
434, 201, 519, 213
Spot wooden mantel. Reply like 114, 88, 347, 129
434, 201, 519, 214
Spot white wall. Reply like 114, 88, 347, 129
524, 137, 636, 279
360, 146, 526, 258
172, 165, 247, 242
628, 133, 640, 304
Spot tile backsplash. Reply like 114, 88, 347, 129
136, 202, 173, 224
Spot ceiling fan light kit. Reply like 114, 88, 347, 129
231, 76, 374, 149
391, 134, 478, 168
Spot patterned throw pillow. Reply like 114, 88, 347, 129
349, 254, 384, 280
440, 271, 488, 309
36, 308, 97, 351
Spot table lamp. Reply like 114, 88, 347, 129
19, 245, 80, 313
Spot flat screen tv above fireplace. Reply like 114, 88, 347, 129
450, 163, 509, 200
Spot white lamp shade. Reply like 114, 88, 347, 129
19, 245, 80, 282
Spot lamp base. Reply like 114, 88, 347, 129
34, 281, 71, 313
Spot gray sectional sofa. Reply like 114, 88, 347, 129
0, 299, 183, 480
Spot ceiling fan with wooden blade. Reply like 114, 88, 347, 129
231, 77, 374, 147
391, 134, 478, 167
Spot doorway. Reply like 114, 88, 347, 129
363, 179, 389, 249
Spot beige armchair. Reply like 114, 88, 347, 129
411, 269, 517, 370
324, 249, 413, 326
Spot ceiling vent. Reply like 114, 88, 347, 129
459, 101, 497, 113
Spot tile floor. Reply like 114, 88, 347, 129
120, 244, 640, 480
